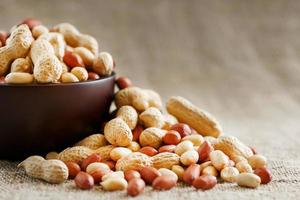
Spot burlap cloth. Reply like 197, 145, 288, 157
0, 0, 300, 199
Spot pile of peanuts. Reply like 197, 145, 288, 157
16, 20, 272, 196
0, 18, 114, 84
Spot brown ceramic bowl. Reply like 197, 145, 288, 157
0, 73, 115, 160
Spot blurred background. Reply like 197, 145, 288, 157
0, 0, 299, 150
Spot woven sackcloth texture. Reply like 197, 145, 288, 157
0, 0, 300, 199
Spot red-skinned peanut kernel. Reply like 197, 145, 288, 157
198, 141, 214, 162
63, 51, 84, 68
158, 145, 176, 153
74, 172, 94, 189
192, 175, 217, 190
81, 153, 102, 171
88, 72, 100, 80
116, 76, 132, 89
254, 167, 272, 184
139, 146, 158, 156
127, 178, 145, 197
170, 123, 192, 137
183, 164, 201, 185
65, 161, 81, 179
133, 125, 144, 142
125, 170, 141, 182
140, 166, 161, 184
163, 130, 181, 145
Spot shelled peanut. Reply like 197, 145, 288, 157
0, 19, 115, 84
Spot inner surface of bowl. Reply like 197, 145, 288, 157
0, 73, 115, 160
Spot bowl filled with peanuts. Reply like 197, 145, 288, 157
0, 19, 116, 159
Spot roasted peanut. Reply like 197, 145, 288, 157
104, 118, 133, 147
158, 168, 178, 182
116, 152, 152, 171
198, 141, 214, 162
167, 97, 222, 137
18, 156, 68, 184
116, 105, 138, 130
71, 66, 88, 81
86, 162, 110, 174
236, 173, 261, 188
65, 161, 81, 179
101, 177, 128, 191
175, 140, 194, 156
139, 146, 158, 156
5, 72, 34, 84
124, 170, 141, 181
140, 166, 161, 184
127, 178, 145, 197
116, 76, 132, 90
152, 175, 177, 190
151, 152, 180, 169
247, 154, 267, 169
201, 166, 218, 177
183, 164, 201, 185
139, 107, 165, 128
74, 171, 94, 189
192, 175, 217, 190
220, 167, 239, 182
180, 150, 199, 166
170, 123, 192, 137
209, 150, 229, 171
171, 165, 185, 181
163, 130, 181, 145
61, 72, 79, 83
139, 127, 165, 149
182, 134, 204, 146
81, 153, 102, 171
236, 161, 253, 173
110, 147, 132, 161
254, 167, 272, 184
159, 145, 176, 153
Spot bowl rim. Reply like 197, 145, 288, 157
0, 72, 116, 87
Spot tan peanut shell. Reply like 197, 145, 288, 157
139, 107, 165, 128
93, 52, 114, 76
31, 38, 62, 83
139, 127, 166, 149
162, 114, 178, 130
116, 105, 138, 130
115, 152, 152, 171
214, 135, 253, 159
32, 25, 49, 39
0, 24, 34, 76
10, 57, 32, 73
166, 96, 222, 137
104, 118, 133, 147
74, 47, 95, 67
18, 156, 68, 184
57, 146, 94, 164
115, 87, 162, 112
39, 32, 66, 61
151, 152, 180, 169
75, 134, 108, 150
53, 23, 98, 55
93, 145, 115, 160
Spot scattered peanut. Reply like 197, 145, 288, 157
139, 127, 165, 149
236, 161, 253, 173
140, 166, 161, 184
175, 140, 194, 156
180, 150, 199, 166
170, 123, 192, 137
163, 130, 181, 145
139, 146, 158, 156
209, 150, 229, 171
65, 161, 81, 179
167, 96, 222, 137
116, 76, 132, 89
152, 175, 177, 190
247, 154, 267, 169
254, 167, 272, 184
116, 105, 138, 130
236, 173, 261, 188
101, 178, 128, 191
124, 170, 141, 182
183, 164, 201, 185
127, 178, 145, 197
81, 153, 102, 171
110, 147, 132, 161
201, 166, 218, 177
192, 175, 217, 190
171, 165, 185, 181
18, 156, 68, 184
139, 107, 165, 128
220, 167, 239, 182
